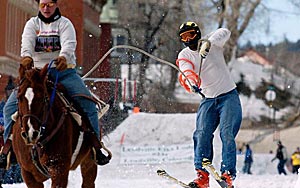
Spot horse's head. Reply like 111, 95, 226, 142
17, 64, 49, 145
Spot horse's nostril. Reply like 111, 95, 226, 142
32, 131, 39, 140
21, 131, 27, 140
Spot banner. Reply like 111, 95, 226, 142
120, 144, 194, 164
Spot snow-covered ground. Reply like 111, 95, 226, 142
3, 113, 300, 188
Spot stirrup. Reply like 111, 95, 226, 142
91, 148, 110, 166
91, 142, 112, 166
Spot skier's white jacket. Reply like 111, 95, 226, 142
21, 16, 77, 68
178, 28, 236, 98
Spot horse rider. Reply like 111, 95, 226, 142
0, 0, 110, 168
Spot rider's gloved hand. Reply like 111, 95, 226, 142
21, 56, 34, 70
54, 56, 67, 71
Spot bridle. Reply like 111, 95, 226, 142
16, 69, 63, 178
18, 79, 50, 145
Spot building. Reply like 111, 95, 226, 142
0, 0, 111, 100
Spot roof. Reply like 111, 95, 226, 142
242, 49, 273, 66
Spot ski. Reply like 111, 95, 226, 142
157, 169, 196, 188
202, 158, 230, 188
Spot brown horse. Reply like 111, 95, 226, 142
12, 64, 98, 188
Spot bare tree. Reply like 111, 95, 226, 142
115, 0, 184, 109
182, 0, 262, 62
85, 0, 108, 13
213, 0, 262, 62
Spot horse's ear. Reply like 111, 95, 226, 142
19, 63, 35, 80
40, 63, 49, 80
19, 64, 26, 79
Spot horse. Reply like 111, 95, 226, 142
12, 64, 100, 188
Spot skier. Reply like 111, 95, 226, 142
271, 141, 288, 175
176, 21, 242, 188
242, 144, 253, 174
0, 0, 110, 168
290, 147, 300, 174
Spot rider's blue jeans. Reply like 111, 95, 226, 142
3, 68, 100, 143
193, 89, 242, 177
3, 89, 18, 142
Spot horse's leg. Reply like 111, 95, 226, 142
80, 158, 97, 188
21, 168, 44, 188
50, 170, 69, 188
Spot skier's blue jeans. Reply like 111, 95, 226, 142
193, 89, 242, 177
3, 68, 100, 143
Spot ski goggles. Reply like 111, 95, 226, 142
180, 30, 197, 42
39, 2, 56, 9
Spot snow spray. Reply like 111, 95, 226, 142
295, 168, 300, 188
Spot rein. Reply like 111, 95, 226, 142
30, 107, 67, 178
39, 61, 60, 136
29, 84, 67, 179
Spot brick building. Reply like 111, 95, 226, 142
0, 0, 111, 100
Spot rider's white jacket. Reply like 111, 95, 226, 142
177, 28, 236, 98
21, 16, 77, 68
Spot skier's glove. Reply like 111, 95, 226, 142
190, 85, 201, 93
188, 84, 202, 94
54, 56, 67, 71
20, 56, 34, 70
199, 41, 211, 59
186, 79, 200, 93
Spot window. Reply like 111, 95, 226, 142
116, 35, 126, 53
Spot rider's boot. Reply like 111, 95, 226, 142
87, 132, 111, 165
0, 138, 12, 169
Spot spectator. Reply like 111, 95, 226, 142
291, 147, 300, 174
237, 148, 243, 155
0, 133, 4, 188
271, 141, 288, 175
243, 144, 253, 174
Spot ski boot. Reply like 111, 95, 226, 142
188, 169, 209, 188
221, 171, 235, 188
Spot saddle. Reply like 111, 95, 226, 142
46, 80, 110, 128
45, 80, 112, 165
